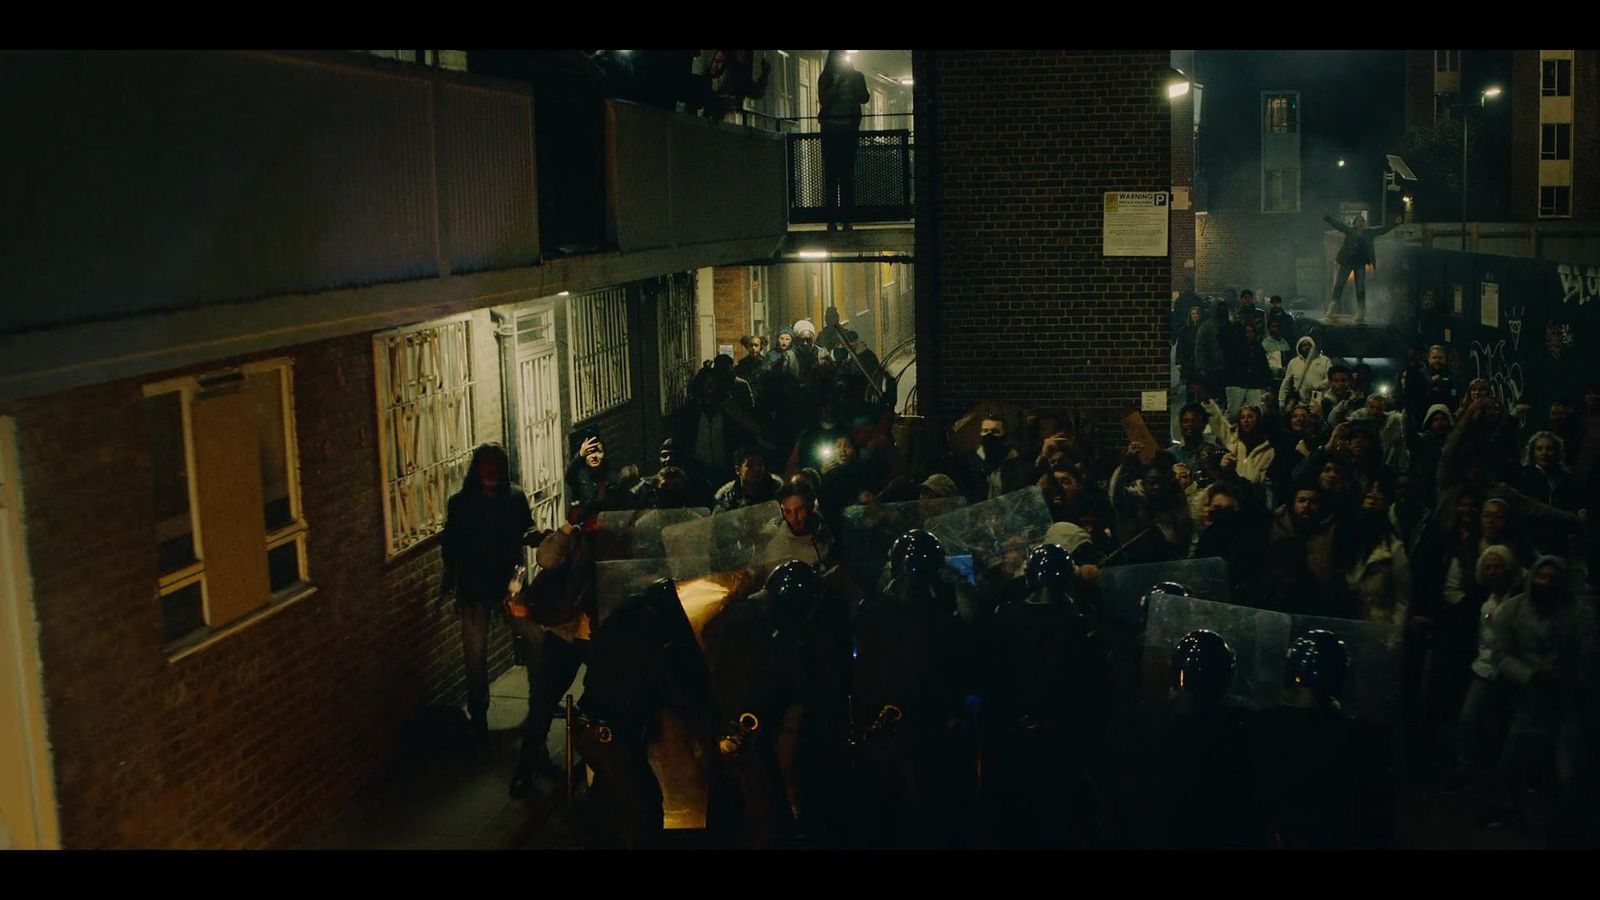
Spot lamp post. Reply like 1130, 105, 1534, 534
1459, 86, 1503, 251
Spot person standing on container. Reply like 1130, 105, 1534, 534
819, 50, 870, 232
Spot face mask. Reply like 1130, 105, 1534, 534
981, 435, 1006, 457
1209, 507, 1239, 527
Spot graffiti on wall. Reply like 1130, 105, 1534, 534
1545, 323, 1575, 361
1557, 264, 1600, 306
1470, 339, 1526, 409
1507, 304, 1525, 350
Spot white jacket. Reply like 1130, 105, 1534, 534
1202, 399, 1275, 484
1278, 335, 1330, 407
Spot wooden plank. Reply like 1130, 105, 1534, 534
190, 387, 270, 627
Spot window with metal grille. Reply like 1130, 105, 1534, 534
1264, 94, 1297, 134
1435, 50, 1459, 73
658, 275, 700, 415
569, 287, 632, 422
1542, 123, 1573, 160
374, 318, 476, 559
1543, 58, 1573, 97
1540, 185, 1572, 218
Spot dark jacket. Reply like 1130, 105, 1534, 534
1324, 214, 1394, 269
957, 445, 1030, 505
441, 444, 535, 607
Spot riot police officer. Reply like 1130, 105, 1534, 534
1152, 629, 1262, 848
573, 578, 716, 849
851, 529, 974, 847
980, 544, 1110, 846
700, 565, 802, 848
1252, 630, 1395, 848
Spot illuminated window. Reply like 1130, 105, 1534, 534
1540, 185, 1572, 218
1541, 123, 1572, 160
143, 360, 309, 649
1542, 58, 1572, 97
569, 287, 633, 422
1264, 94, 1297, 134
374, 318, 476, 559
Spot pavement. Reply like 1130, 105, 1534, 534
300, 666, 581, 850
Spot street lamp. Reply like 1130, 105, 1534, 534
1457, 86, 1503, 251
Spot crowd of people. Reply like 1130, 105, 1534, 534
433, 291, 1599, 847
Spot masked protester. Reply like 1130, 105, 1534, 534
958, 414, 1029, 504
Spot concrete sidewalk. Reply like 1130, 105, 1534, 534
301, 667, 577, 850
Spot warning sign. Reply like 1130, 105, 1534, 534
1104, 191, 1170, 257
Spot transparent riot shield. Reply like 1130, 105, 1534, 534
1095, 557, 1231, 630
593, 507, 710, 561
835, 496, 969, 591
1286, 615, 1404, 723
1141, 592, 1294, 710
661, 502, 784, 573
924, 486, 1054, 583
593, 568, 760, 829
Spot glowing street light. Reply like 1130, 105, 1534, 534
1337, 158, 1346, 168
1167, 80, 1191, 99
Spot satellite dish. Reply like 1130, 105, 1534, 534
1387, 154, 1418, 181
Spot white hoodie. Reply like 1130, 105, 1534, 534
1278, 335, 1331, 407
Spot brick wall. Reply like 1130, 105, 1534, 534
1, 328, 517, 848
918, 50, 1173, 445
1196, 208, 1335, 302
712, 265, 751, 352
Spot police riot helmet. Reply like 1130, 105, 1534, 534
1138, 581, 1193, 628
1024, 543, 1076, 593
766, 559, 823, 618
890, 529, 945, 580
1170, 629, 1236, 704
1284, 629, 1349, 703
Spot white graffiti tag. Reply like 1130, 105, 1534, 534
1471, 339, 1525, 409
1506, 304, 1525, 350
1557, 263, 1600, 306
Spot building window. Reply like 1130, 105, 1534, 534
569, 287, 632, 422
657, 275, 699, 416
143, 359, 309, 648
1542, 58, 1573, 97
1435, 50, 1460, 73
1434, 93, 1458, 123
1540, 185, 1572, 218
1541, 123, 1573, 160
1263, 167, 1301, 213
1264, 94, 1298, 134
374, 318, 476, 559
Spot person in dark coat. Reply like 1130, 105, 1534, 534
439, 443, 537, 738
818, 50, 870, 231
1323, 210, 1395, 323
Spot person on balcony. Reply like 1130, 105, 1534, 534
819, 50, 870, 232
707, 50, 772, 122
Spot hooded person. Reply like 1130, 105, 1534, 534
1279, 335, 1331, 408
1452, 544, 1524, 791
791, 319, 825, 378
439, 443, 537, 738
767, 326, 800, 376
1517, 431, 1581, 558
1406, 402, 1456, 505
1480, 555, 1594, 830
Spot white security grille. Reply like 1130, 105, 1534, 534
658, 274, 700, 415
568, 288, 632, 422
375, 318, 476, 558
516, 309, 566, 532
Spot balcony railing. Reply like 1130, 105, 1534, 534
785, 116, 914, 225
